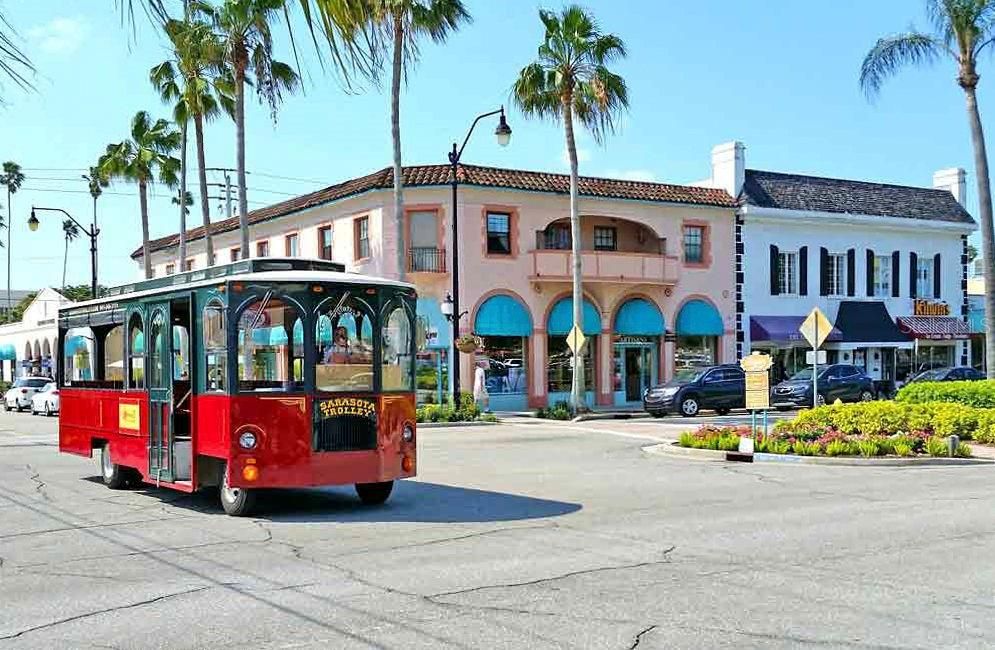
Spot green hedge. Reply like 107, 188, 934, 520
896, 380, 995, 409
416, 393, 496, 423
536, 400, 575, 420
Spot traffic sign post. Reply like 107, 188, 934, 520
566, 324, 586, 355
799, 307, 834, 409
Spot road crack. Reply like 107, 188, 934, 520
24, 464, 49, 501
629, 625, 658, 649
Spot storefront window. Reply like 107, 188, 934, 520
479, 336, 527, 396
416, 349, 448, 404
547, 335, 595, 394
315, 293, 374, 392
675, 335, 716, 372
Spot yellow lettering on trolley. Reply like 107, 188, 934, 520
119, 403, 140, 431
318, 397, 375, 420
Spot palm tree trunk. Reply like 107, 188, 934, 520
139, 179, 152, 279
235, 64, 250, 256
6, 188, 10, 310
392, 13, 405, 281
178, 120, 188, 269
62, 236, 68, 288
194, 112, 213, 265
563, 96, 585, 411
964, 85, 995, 378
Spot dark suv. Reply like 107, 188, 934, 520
643, 365, 745, 417
770, 364, 875, 409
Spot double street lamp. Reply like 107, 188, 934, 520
28, 206, 100, 299
442, 107, 512, 402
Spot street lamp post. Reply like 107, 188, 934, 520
28, 207, 100, 299
446, 107, 512, 403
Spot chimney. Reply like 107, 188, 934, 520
711, 141, 745, 199
933, 167, 966, 206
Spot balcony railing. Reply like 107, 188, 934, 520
535, 230, 668, 255
408, 247, 447, 273
529, 249, 680, 285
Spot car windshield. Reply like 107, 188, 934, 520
916, 369, 946, 381
788, 368, 826, 381
674, 368, 707, 383
15, 378, 50, 388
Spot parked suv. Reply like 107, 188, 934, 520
770, 364, 875, 409
909, 366, 985, 383
643, 364, 745, 417
4, 377, 53, 412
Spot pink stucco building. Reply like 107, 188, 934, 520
137, 164, 737, 410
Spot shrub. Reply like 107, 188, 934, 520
893, 441, 914, 457
824, 439, 850, 456
792, 440, 821, 456
897, 380, 995, 409
717, 434, 741, 451
856, 438, 881, 457
925, 436, 949, 457
416, 393, 485, 423
537, 400, 574, 420
974, 410, 995, 444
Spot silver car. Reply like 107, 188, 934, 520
30, 382, 59, 416
4, 377, 52, 412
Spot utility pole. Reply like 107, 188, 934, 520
206, 167, 237, 220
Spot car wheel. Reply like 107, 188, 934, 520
680, 397, 700, 417
3, 402, 9, 412
649, 411, 666, 418
355, 481, 394, 505
45, 402, 52, 417
860, 390, 875, 402
220, 465, 257, 516
101, 444, 130, 490
775, 406, 792, 412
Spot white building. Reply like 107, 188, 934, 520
707, 141, 975, 388
0, 288, 76, 382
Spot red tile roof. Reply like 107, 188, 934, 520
134, 163, 735, 258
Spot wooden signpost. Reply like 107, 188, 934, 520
739, 351, 773, 454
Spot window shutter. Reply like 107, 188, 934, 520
933, 253, 941, 299
909, 252, 918, 298
799, 246, 808, 296
769, 244, 780, 295
866, 249, 875, 297
820, 247, 829, 296
891, 251, 900, 297
846, 248, 856, 297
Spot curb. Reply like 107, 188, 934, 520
573, 412, 650, 423
418, 420, 500, 429
642, 442, 993, 466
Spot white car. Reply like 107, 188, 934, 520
4, 377, 53, 412
30, 382, 59, 416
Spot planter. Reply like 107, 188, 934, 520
455, 334, 481, 354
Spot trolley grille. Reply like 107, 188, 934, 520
313, 414, 377, 452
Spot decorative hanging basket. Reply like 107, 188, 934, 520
455, 334, 482, 354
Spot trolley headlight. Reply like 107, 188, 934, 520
238, 431, 258, 450
401, 425, 414, 443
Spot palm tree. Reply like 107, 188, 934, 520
207, 0, 299, 256
61, 219, 80, 288
99, 111, 181, 279
152, 15, 231, 269
861, 0, 995, 379
0, 161, 24, 309
0, 11, 34, 102
513, 5, 628, 410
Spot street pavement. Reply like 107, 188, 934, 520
2, 410, 995, 649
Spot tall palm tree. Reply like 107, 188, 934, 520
152, 15, 231, 268
207, 0, 299, 256
99, 111, 181, 279
513, 5, 628, 410
861, 0, 995, 379
61, 219, 80, 289
0, 161, 24, 309
0, 11, 34, 103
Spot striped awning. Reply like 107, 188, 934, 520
896, 316, 970, 340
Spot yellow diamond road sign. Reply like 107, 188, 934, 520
566, 324, 587, 354
799, 307, 833, 349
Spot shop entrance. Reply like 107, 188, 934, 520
613, 339, 657, 405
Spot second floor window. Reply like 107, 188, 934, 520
285, 233, 299, 257
183, 258, 194, 272
828, 252, 846, 296
593, 226, 617, 251
165, 263, 175, 276
487, 212, 511, 255
874, 255, 891, 296
231, 247, 241, 262
778, 251, 798, 295
683, 225, 704, 263
355, 217, 370, 259
917, 256, 935, 298
318, 226, 333, 260
256, 241, 269, 257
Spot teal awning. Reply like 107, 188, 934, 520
676, 299, 724, 336
475, 295, 532, 337
0, 344, 14, 361
548, 297, 600, 336
614, 298, 665, 336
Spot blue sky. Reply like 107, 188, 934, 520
0, 0, 989, 289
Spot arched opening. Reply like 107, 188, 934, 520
546, 296, 600, 405
675, 299, 724, 373
473, 294, 532, 411
612, 298, 665, 405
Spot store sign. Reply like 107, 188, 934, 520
740, 352, 772, 411
913, 299, 950, 317
613, 335, 654, 344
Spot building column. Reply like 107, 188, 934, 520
663, 337, 675, 382
528, 328, 547, 408
597, 328, 612, 406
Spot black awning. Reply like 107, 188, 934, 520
834, 301, 910, 343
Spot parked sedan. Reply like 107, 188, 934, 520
770, 364, 875, 409
909, 366, 985, 383
30, 382, 59, 416
643, 365, 745, 417
3, 377, 53, 412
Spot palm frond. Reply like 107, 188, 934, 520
0, 12, 35, 102
859, 32, 940, 98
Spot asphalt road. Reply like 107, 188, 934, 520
3, 410, 995, 649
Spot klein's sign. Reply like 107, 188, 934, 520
913, 299, 950, 317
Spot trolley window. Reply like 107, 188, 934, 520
237, 295, 304, 392
382, 301, 414, 391
315, 291, 375, 392
203, 299, 227, 392
127, 312, 145, 389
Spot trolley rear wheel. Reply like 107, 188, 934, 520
355, 481, 394, 505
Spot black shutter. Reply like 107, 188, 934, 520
891, 251, 901, 297
846, 248, 856, 296
933, 253, 942, 299
866, 249, 875, 297
769, 244, 780, 295
820, 247, 829, 296
909, 252, 918, 298
799, 246, 808, 296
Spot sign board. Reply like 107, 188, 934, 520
806, 350, 827, 365
913, 299, 951, 317
740, 352, 772, 410
119, 402, 140, 431
566, 324, 587, 355
799, 307, 833, 349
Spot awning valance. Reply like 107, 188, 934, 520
614, 298, 664, 336
0, 344, 15, 361
750, 315, 842, 344
835, 301, 909, 343
548, 297, 600, 336
475, 295, 533, 337
897, 316, 971, 340
676, 300, 723, 336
